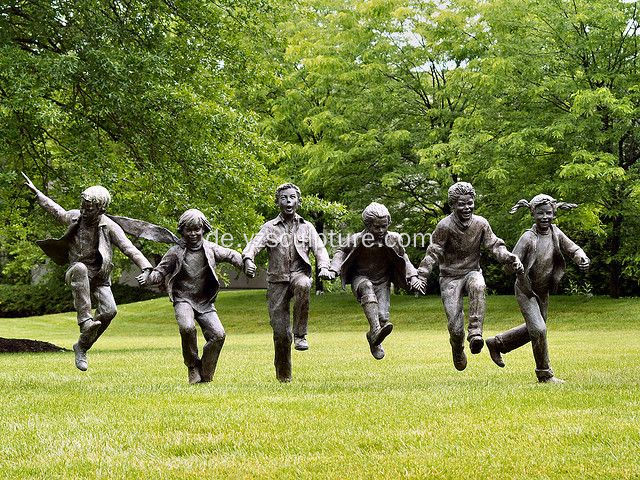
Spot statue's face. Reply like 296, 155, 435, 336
366, 217, 390, 241
533, 203, 554, 232
277, 187, 300, 216
80, 199, 102, 223
182, 225, 204, 247
453, 194, 474, 222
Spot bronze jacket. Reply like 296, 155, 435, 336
330, 231, 418, 291
419, 214, 514, 278
242, 213, 330, 282
512, 224, 586, 297
34, 192, 152, 279
149, 240, 243, 304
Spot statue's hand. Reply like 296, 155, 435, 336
244, 259, 257, 278
513, 258, 525, 275
136, 271, 150, 286
318, 268, 334, 280
577, 255, 590, 272
410, 276, 426, 294
21, 171, 38, 194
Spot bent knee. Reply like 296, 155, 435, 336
102, 307, 117, 321
529, 324, 547, 339
292, 276, 312, 292
357, 279, 374, 296
66, 262, 89, 282
179, 325, 197, 336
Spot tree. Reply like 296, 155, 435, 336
0, 0, 279, 281
446, 0, 640, 296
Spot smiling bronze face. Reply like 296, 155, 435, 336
454, 194, 474, 223
533, 203, 554, 232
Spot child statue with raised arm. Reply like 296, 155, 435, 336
23, 173, 154, 371
486, 195, 589, 383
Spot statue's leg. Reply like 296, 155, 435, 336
440, 276, 467, 370
268, 281, 293, 382
466, 271, 487, 354
291, 273, 312, 351
354, 277, 381, 335
84, 284, 117, 351
66, 263, 101, 371
65, 262, 93, 325
517, 291, 554, 381
198, 308, 225, 382
174, 302, 201, 384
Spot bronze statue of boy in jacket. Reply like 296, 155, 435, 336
138, 209, 243, 384
242, 183, 333, 382
23, 173, 155, 372
330, 202, 424, 360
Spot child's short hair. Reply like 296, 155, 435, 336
362, 202, 391, 226
447, 182, 475, 206
274, 183, 301, 205
81, 186, 111, 210
177, 209, 212, 235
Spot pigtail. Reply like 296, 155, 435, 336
556, 202, 578, 211
509, 199, 530, 214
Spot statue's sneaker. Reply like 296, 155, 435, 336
486, 337, 505, 367
187, 367, 202, 384
72, 343, 88, 371
452, 348, 467, 371
469, 336, 484, 354
369, 343, 385, 360
294, 336, 309, 351
539, 376, 565, 384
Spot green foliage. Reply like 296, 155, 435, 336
245, 0, 640, 295
0, 0, 280, 278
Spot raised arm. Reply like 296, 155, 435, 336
22, 172, 74, 225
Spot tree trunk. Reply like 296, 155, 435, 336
607, 214, 623, 298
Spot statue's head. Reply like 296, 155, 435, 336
510, 194, 578, 233
448, 182, 475, 223
275, 182, 301, 216
177, 208, 211, 248
362, 202, 391, 241
80, 186, 111, 222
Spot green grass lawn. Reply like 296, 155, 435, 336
1, 290, 639, 479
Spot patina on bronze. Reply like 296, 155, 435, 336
418, 182, 523, 371
330, 203, 424, 360
242, 183, 333, 382
138, 209, 243, 384
22, 172, 155, 371
486, 194, 589, 383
